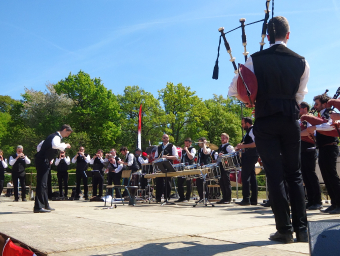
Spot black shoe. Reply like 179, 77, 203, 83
328, 206, 340, 214
296, 230, 308, 242
251, 201, 258, 205
74, 197, 80, 200
216, 200, 230, 204
84, 197, 89, 200
261, 201, 271, 207
22, 198, 27, 202
33, 208, 51, 213
13, 199, 18, 202
269, 231, 294, 243
236, 201, 251, 206
308, 204, 323, 210
45, 206, 55, 211
174, 199, 185, 203
321, 205, 336, 213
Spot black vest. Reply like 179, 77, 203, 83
241, 126, 258, 156
36, 132, 61, 161
197, 148, 211, 165
218, 144, 230, 169
0, 160, 5, 178
315, 110, 339, 147
125, 152, 139, 172
11, 154, 27, 174
252, 44, 306, 120
93, 158, 104, 173
57, 158, 68, 172
76, 154, 89, 171
136, 155, 148, 169
181, 147, 194, 165
157, 143, 174, 164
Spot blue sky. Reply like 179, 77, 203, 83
1, 0, 340, 105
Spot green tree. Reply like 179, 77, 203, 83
54, 71, 121, 152
117, 86, 170, 150
158, 82, 209, 145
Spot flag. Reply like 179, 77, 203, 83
137, 103, 142, 149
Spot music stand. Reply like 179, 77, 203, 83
153, 160, 176, 206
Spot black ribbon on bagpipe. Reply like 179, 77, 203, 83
212, 0, 274, 80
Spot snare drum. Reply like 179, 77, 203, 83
202, 163, 220, 180
172, 163, 185, 171
221, 153, 241, 170
130, 171, 142, 187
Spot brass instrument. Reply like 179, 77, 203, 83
194, 142, 219, 151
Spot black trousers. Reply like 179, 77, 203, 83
48, 169, 52, 199
76, 170, 88, 198
196, 178, 209, 200
57, 171, 68, 197
92, 172, 104, 197
12, 171, 26, 201
219, 167, 231, 202
156, 177, 171, 201
0, 176, 4, 196
34, 159, 51, 210
107, 171, 122, 197
177, 177, 192, 200
241, 153, 259, 203
254, 115, 307, 234
301, 150, 321, 205
318, 145, 340, 206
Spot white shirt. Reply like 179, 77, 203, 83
125, 151, 135, 166
72, 154, 91, 164
1, 158, 8, 169
138, 156, 149, 165
37, 132, 68, 152
55, 156, 71, 166
9, 154, 31, 166
243, 126, 255, 142
228, 41, 309, 105
108, 161, 124, 173
183, 147, 196, 160
214, 143, 235, 160
154, 143, 179, 159
315, 109, 335, 131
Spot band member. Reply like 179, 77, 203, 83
235, 117, 259, 206
214, 133, 235, 204
195, 137, 211, 202
154, 134, 179, 202
105, 148, 121, 163
34, 124, 72, 213
72, 146, 90, 200
229, 17, 309, 242
176, 138, 196, 203
299, 102, 322, 210
9, 145, 31, 202
135, 148, 149, 190
119, 147, 139, 197
90, 149, 105, 198
0, 150, 8, 198
105, 154, 123, 197
303, 94, 340, 214
55, 151, 71, 198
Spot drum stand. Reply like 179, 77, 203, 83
194, 169, 215, 207
146, 178, 155, 204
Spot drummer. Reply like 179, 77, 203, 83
214, 133, 235, 204
135, 148, 149, 191
175, 138, 196, 203
235, 117, 259, 206
196, 137, 212, 203
154, 134, 179, 203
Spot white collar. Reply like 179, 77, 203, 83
270, 41, 287, 47
320, 108, 326, 116
57, 131, 63, 139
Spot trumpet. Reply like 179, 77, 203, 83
195, 142, 219, 151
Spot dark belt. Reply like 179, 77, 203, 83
319, 142, 338, 147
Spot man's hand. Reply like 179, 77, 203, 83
65, 143, 71, 149
235, 143, 244, 150
306, 126, 317, 134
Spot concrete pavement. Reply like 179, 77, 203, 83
0, 196, 338, 255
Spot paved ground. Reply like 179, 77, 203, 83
0, 196, 338, 255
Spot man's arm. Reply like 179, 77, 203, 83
295, 61, 310, 104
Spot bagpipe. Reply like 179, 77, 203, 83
212, 0, 274, 106
301, 87, 340, 138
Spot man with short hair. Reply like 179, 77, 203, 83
299, 102, 322, 210
215, 133, 235, 204
9, 145, 31, 202
154, 134, 179, 202
175, 138, 196, 203
303, 94, 340, 214
105, 154, 123, 198
34, 124, 72, 213
235, 117, 259, 206
72, 146, 91, 200
228, 16, 309, 242
196, 137, 211, 203
90, 149, 105, 199
55, 150, 71, 198
119, 147, 139, 197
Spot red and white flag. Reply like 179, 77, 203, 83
137, 103, 142, 150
